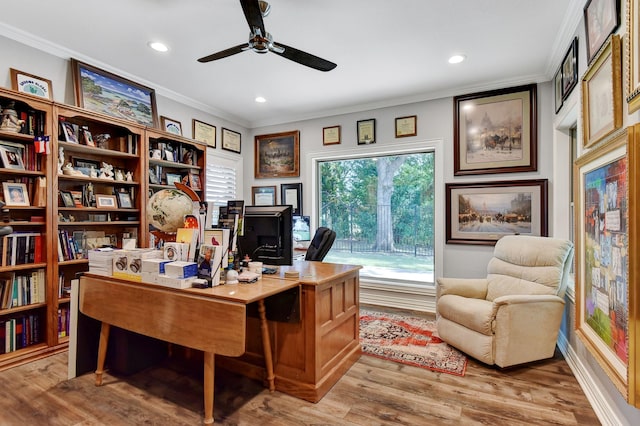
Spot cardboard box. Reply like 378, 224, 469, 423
164, 261, 198, 279
112, 249, 160, 281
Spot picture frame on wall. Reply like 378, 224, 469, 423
626, 0, 640, 113
573, 128, 634, 401
281, 182, 303, 215
9, 68, 53, 100
584, 0, 620, 64
71, 58, 158, 127
395, 115, 417, 138
582, 34, 622, 148
445, 179, 548, 245
453, 84, 537, 176
554, 67, 564, 114
161, 116, 183, 136
357, 119, 376, 145
251, 186, 277, 206
254, 130, 300, 178
323, 125, 341, 145
193, 119, 216, 147
221, 127, 241, 154
561, 37, 579, 100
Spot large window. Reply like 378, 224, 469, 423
318, 151, 435, 285
205, 148, 242, 225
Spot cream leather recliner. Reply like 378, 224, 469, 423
436, 235, 574, 368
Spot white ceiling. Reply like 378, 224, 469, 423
0, 0, 580, 129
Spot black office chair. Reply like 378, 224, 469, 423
305, 227, 336, 261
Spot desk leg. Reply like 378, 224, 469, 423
203, 351, 215, 424
95, 322, 110, 386
258, 299, 275, 392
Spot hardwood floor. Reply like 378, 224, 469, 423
0, 308, 600, 425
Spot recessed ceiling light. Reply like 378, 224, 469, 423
148, 41, 169, 52
255, 96, 266, 103
448, 54, 466, 64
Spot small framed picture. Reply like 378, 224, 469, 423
60, 121, 79, 143
554, 67, 564, 114
2, 182, 30, 206
188, 173, 202, 191
95, 194, 117, 209
222, 127, 242, 154
323, 125, 341, 145
0, 144, 25, 170
395, 115, 417, 138
166, 173, 182, 186
60, 191, 75, 208
69, 190, 84, 207
116, 191, 133, 208
193, 119, 216, 147
561, 37, 579, 101
81, 128, 95, 147
252, 185, 277, 206
281, 183, 303, 215
357, 119, 376, 144
161, 116, 183, 135
584, 0, 620, 64
10, 68, 53, 100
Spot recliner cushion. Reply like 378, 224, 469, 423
437, 294, 495, 336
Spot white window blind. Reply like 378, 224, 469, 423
205, 147, 240, 225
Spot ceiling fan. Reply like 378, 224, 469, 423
197, 0, 337, 72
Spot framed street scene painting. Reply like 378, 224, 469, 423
254, 130, 300, 178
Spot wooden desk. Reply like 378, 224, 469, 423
79, 273, 300, 424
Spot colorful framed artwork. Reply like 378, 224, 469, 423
251, 186, 277, 206
254, 130, 300, 178
582, 34, 622, 149
357, 119, 376, 145
584, 0, 620, 64
281, 182, 302, 215
71, 58, 158, 127
193, 119, 216, 147
222, 128, 241, 154
453, 84, 537, 176
445, 179, 548, 245
2, 182, 30, 206
160, 116, 182, 136
9, 68, 53, 100
395, 115, 417, 138
323, 125, 341, 145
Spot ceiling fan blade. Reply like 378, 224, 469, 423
198, 43, 249, 63
240, 0, 265, 36
271, 42, 337, 72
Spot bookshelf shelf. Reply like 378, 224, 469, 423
0, 303, 47, 316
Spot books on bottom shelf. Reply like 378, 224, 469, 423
1, 313, 41, 354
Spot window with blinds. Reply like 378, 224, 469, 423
205, 147, 240, 226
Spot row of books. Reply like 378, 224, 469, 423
17, 109, 46, 137
0, 269, 46, 309
0, 232, 45, 267
58, 306, 70, 338
0, 313, 42, 354
57, 229, 82, 262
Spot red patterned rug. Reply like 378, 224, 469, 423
359, 309, 467, 376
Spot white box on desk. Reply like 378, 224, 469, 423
164, 243, 189, 261
156, 274, 196, 289
112, 249, 159, 281
141, 258, 171, 274
141, 271, 159, 284
164, 261, 198, 278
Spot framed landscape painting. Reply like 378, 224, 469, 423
446, 179, 548, 245
254, 130, 300, 178
71, 58, 158, 127
454, 84, 537, 176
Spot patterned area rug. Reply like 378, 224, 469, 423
359, 309, 467, 376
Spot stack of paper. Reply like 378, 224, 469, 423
88, 248, 115, 276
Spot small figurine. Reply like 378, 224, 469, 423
63, 162, 85, 176
94, 133, 111, 149
0, 101, 25, 133
58, 146, 65, 174
125, 171, 133, 181
90, 165, 98, 178
114, 169, 124, 181
99, 162, 114, 180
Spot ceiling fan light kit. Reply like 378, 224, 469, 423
198, 0, 336, 71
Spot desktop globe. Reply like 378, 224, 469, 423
147, 188, 193, 233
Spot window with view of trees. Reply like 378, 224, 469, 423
318, 151, 435, 284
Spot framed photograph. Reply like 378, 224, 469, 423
71, 58, 158, 127
582, 34, 622, 149
323, 125, 341, 145
2, 182, 30, 206
281, 183, 303, 215
69, 190, 84, 207
9, 68, 53, 100
222, 127, 241, 154
395, 115, 417, 138
81, 128, 95, 147
573, 128, 633, 400
445, 179, 548, 245
60, 121, 79, 143
254, 130, 300, 178
454, 84, 537, 176
193, 119, 216, 147
251, 186, 277, 206
161, 116, 182, 136
188, 173, 202, 191
72, 157, 100, 176
0, 144, 25, 170
627, 0, 640, 113
116, 191, 133, 209
95, 194, 117, 209
59, 191, 75, 208
561, 37, 579, 100
554, 67, 564, 114
166, 173, 182, 186
584, 0, 620, 64
357, 119, 376, 145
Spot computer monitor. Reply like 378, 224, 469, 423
292, 215, 311, 241
237, 205, 293, 266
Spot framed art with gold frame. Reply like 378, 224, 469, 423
221, 127, 241, 154
323, 125, 341, 145
9, 68, 53, 100
95, 194, 117, 209
582, 34, 622, 149
254, 130, 300, 178
626, 0, 640, 113
193, 119, 216, 147
395, 115, 417, 138
573, 126, 640, 406
160, 116, 183, 136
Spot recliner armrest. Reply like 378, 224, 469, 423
436, 277, 488, 300
493, 294, 565, 306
